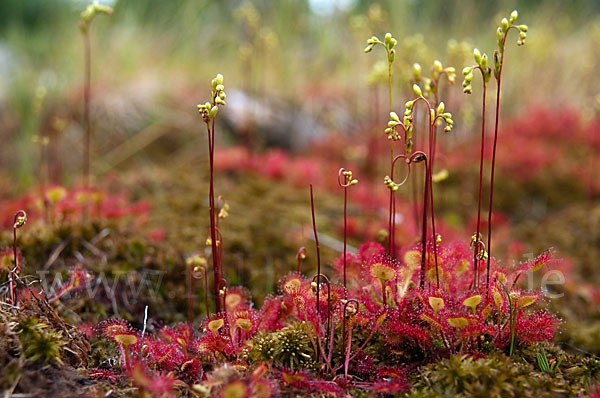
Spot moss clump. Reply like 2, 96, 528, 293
245, 322, 317, 371
409, 352, 597, 397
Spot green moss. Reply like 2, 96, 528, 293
245, 322, 317, 371
409, 352, 597, 397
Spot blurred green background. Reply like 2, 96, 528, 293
1, 0, 599, 189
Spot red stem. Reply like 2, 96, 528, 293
487, 38, 510, 291
343, 186, 347, 294
188, 267, 194, 324
207, 113, 220, 313
204, 268, 209, 316
418, 154, 429, 289
310, 185, 321, 315
428, 122, 439, 289
83, 31, 91, 220
344, 326, 353, 378
474, 68, 487, 289
10, 225, 17, 304
412, 97, 440, 288
388, 190, 393, 253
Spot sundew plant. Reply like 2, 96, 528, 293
80, 10, 576, 396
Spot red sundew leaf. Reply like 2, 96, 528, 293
281, 370, 307, 385
370, 378, 410, 394
251, 364, 268, 380
129, 362, 176, 398
517, 248, 556, 274
515, 311, 561, 344
258, 296, 285, 331
96, 319, 133, 340
48, 264, 92, 303
358, 242, 385, 261
88, 368, 122, 383
144, 341, 187, 371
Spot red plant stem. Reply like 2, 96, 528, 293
204, 268, 209, 317
119, 344, 128, 369
412, 96, 440, 288
487, 37, 510, 291
344, 326, 353, 378
474, 69, 487, 289
391, 195, 396, 256
219, 278, 227, 313
343, 186, 347, 294
40, 142, 48, 223
428, 123, 440, 288
215, 227, 224, 292
10, 225, 17, 304
83, 31, 91, 220
310, 185, 321, 315
296, 247, 306, 275
9, 211, 26, 305
207, 113, 221, 313
419, 155, 429, 289
412, 111, 420, 234
312, 273, 333, 364
386, 59, 395, 256
347, 321, 381, 363
340, 298, 359, 376
188, 267, 194, 324
388, 157, 402, 256
388, 190, 393, 254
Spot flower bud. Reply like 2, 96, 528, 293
412, 84, 423, 97
390, 112, 400, 123
364, 44, 374, 53
413, 63, 422, 80
437, 102, 445, 115
484, 68, 492, 84
480, 54, 488, 70
384, 32, 392, 45
433, 60, 443, 72
519, 24, 528, 32
493, 50, 501, 74
473, 48, 482, 63
509, 10, 518, 24
501, 18, 509, 32
209, 105, 218, 119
